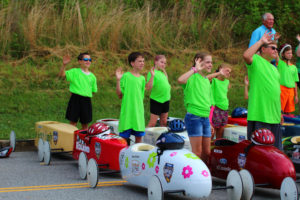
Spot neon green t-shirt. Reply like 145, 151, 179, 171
296, 46, 300, 73
211, 78, 229, 110
246, 54, 281, 124
278, 59, 299, 88
147, 70, 171, 103
65, 68, 97, 97
182, 73, 211, 117
118, 72, 145, 132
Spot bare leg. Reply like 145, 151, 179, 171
135, 136, 142, 143
147, 114, 159, 127
70, 121, 77, 127
201, 137, 211, 164
159, 112, 168, 127
211, 126, 215, 140
216, 126, 225, 138
189, 136, 203, 158
81, 123, 89, 130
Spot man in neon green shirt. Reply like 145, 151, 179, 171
59, 53, 97, 130
243, 32, 282, 149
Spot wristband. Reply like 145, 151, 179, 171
191, 67, 197, 73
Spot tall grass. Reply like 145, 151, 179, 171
0, 0, 238, 59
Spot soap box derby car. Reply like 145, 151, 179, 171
34, 121, 127, 171
35, 121, 78, 164
72, 122, 127, 180
87, 131, 254, 200
97, 118, 192, 150
209, 128, 298, 200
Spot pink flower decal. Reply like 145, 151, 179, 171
202, 170, 209, 177
155, 166, 159, 174
182, 165, 193, 179
142, 163, 145, 170
170, 152, 177, 157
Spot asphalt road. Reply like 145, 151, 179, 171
0, 151, 296, 200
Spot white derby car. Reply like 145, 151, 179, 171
119, 143, 211, 199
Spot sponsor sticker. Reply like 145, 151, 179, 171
214, 149, 222, 154
95, 142, 101, 159
132, 160, 141, 176
238, 153, 246, 168
219, 158, 227, 165
53, 131, 58, 145
163, 163, 174, 183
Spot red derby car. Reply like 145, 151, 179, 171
72, 122, 127, 180
209, 128, 298, 199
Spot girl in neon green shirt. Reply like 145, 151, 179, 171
146, 55, 171, 127
178, 52, 213, 164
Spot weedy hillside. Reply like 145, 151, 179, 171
0, 0, 299, 139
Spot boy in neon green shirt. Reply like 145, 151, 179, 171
58, 53, 97, 130
243, 32, 282, 149
116, 52, 148, 145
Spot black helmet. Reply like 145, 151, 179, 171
156, 132, 184, 150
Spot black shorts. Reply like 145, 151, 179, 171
66, 93, 92, 124
150, 99, 170, 115
247, 121, 282, 150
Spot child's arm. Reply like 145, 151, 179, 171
116, 67, 124, 99
296, 34, 300, 57
295, 83, 298, 104
145, 67, 155, 91
207, 71, 221, 81
178, 58, 204, 84
243, 31, 273, 65
58, 55, 71, 77
207, 68, 228, 81
244, 76, 249, 100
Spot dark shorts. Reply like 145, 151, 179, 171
150, 99, 170, 115
66, 93, 92, 124
184, 113, 211, 137
211, 106, 228, 128
119, 129, 145, 139
247, 121, 282, 150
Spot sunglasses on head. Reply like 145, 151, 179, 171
82, 58, 92, 62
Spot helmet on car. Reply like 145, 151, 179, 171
88, 122, 110, 136
231, 107, 248, 118
169, 119, 185, 132
251, 128, 275, 145
156, 132, 185, 150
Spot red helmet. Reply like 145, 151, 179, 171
251, 128, 275, 145
88, 122, 110, 135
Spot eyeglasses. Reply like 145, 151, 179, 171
267, 46, 278, 51
82, 58, 92, 62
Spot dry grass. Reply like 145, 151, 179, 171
0, 0, 240, 60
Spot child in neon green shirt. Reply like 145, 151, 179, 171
207, 64, 231, 139
146, 55, 171, 127
116, 52, 149, 145
277, 43, 299, 113
58, 53, 97, 130
178, 52, 213, 164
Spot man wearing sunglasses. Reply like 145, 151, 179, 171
59, 52, 98, 130
249, 13, 279, 48
243, 32, 282, 149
